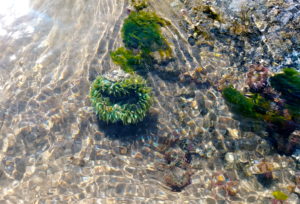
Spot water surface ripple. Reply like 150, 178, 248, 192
0, 0, 299, 203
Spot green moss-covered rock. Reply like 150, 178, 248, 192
111, 10, 172, 73
270, 68, 300, 115
90, 73, 152, 125
122, 11, 170, 53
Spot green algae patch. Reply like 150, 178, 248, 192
222, 87, 257, 118
223, 68, 300, 122
110, 48, 143, 73
272, 191, 288, 201
111, 10, 172, 73
202, 5, 224, 23
222, 66, 300, 154
131, 0, 148, 11
122, 11, 170, 53
270, 68, 300, 115
90, 74, 152, 125
110, 47, 154, 73
222, 86, 292, 123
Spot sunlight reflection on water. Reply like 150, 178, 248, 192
0, 0, 31, 23
0, 0, 31, 36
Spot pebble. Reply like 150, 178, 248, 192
170, 1, 180, 8
133, 152, 143, 160
292, 148, 300, 163
225, 152, 235, 163
280, 12, 293, 25
119, 147, 128, 155
246, 161, 280, 175
227, 128, 239, 139
191, 100, 198, 109
70, 156, 85, 167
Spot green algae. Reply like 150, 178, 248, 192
110, 47, 154, 73
270, 68, 300, 116
223, 68, 300, 121
131, 0, 148, 11
222, 87, 258, 118
222, 68, 300, 149
272, 191, 288, 201
202, 5, 223, 23
111, 10, 172, 73
222, 87, 288, 125
122, 11, 170, 53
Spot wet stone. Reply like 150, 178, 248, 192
246, 195, 257, 203
225, 152, 235, 163
70, 156, 85, 167
188, 36, 196, 46
164, 167, 192, 192
206, 197, 216, 204
116, 183, 126, 195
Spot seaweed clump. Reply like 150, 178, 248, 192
222, 66, 300, 154
270, 68, 300, 117
222, 86, 257, 118
111, 7, 172, 73
122, 11, 170, 53
110, 48, 144, 73
90, 73, 152, 125
131, 0, 148, 11
110, 47, 154, 73
272, 191, 289, 203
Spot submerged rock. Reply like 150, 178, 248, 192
163, 167, 193, 192
246, 64, 269, 93
246, 160, 280, 176
225, 152, 235, 163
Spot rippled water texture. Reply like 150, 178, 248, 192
0, 0, 300, 203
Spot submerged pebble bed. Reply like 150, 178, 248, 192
0, 0, 300, 203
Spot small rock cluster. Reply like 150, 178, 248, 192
175, 0, 300, 71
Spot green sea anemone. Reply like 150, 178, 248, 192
90, 72, 152, 125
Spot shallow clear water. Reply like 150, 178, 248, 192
0, 0, 300, 203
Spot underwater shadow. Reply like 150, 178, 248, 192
134, 57, 181, 84
96, 113, 158, 143
210, 27, 263, 68
226, 106, 298, 156
149, 68, 181, 83
150, 57, 182, 83
256, 174, 274, 188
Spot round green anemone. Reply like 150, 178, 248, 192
90, 73, 152, 125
